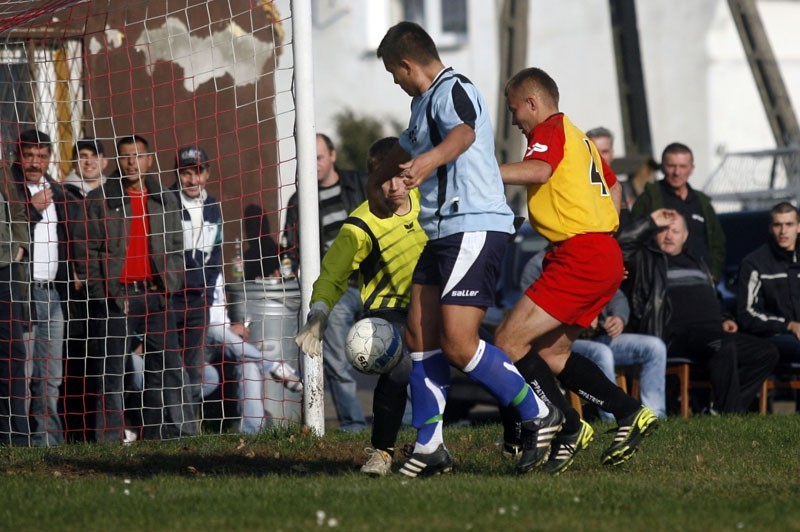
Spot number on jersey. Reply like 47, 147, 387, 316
584, 138, 608, 196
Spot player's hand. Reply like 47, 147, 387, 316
230, 322, 248, 339
295, 302, 330, 357
651, 208, 678, 228
399, 153, 435, 189
788, 321, 800, 340
722, 319, 738, 333
602, 315, 625, 338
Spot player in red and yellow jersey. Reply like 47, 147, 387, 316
495, 67, 657, 473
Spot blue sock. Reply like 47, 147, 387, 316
463, 340, 547, 421
409, 349, 450, 453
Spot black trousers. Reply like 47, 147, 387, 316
368, 309, 411, 452
0, 265, 29, 445
170, 289, 208, 435
89, 286, 185, 442
669, 328, 779, 413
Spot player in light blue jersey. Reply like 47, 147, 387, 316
370, 21, 563, 477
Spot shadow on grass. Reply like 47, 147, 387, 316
39, 451, 360, 479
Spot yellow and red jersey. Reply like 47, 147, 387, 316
524, 113, 619, 243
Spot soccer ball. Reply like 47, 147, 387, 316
345, 317, 404, 375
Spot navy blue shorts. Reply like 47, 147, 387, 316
412, 231, 508, 307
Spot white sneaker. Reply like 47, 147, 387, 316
123, 429, 138, 445
270, 362, 303, 393
361, 448, 392, 476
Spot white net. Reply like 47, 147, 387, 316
0, 0, 303, 444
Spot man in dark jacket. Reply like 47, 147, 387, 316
619, 209, 778, 413
631, 142, 726, 281
737, 201, 800, 366
0, 160, 29, 446
75, 135, 185, 442
12, 129, 70, 446
283, 133, 368, 431
62, 138, 109, 442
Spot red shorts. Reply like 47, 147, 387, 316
525, 233, 624, 328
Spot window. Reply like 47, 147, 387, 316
401, 0, 468, 48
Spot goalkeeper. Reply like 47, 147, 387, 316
295, 137, 427, 476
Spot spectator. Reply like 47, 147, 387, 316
737, 202, 800, 369
0, 159, 29, 446
76, 134, 186, 442
242, 204, 279, 280
204, 273, 302, 434
169, 145, 223, 435
585, 127, 630, 225
619, 209, 778, 413
62, 138, 109, 441
11, 129, 69, 447
631, 142, 726, 280
521, 250, 667, 419
283, 133, 368, 432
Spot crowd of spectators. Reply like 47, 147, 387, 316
0, 130, 301, 446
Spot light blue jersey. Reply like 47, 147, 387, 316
399, 67, 514, 240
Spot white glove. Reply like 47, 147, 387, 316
295, 302, 330, 357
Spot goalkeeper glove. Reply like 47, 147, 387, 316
295, 302, 330, 357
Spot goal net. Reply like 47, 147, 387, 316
704, 147, 800, 213
0, 0, 305, 445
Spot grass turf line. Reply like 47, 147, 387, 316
1, 415, 799, 531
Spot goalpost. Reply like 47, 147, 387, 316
0, 0, 324, 443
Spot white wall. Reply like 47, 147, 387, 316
308, 0, 800, 189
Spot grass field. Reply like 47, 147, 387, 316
2, 414, 800, 531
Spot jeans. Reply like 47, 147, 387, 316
323, 286, 366, 431
765, 334, 800, 365
206, 323, 279, 434
29, 285, 65, 446
573, 333, 667, 419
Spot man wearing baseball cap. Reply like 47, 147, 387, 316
170, 145, 222, 433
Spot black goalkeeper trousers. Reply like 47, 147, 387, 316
366, 309, 411, 452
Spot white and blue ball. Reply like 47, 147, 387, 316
345, 317, 403, 375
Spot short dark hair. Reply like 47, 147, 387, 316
661, 142, 693, 164
770, 201, 799, 221
586, 127, 614, 142
17, 129, 51, 156
377, 21, 440, 67
366, 137, 399, 175
116, 135, 150, 152
316, 133, 335, 153
73, 138, 105, 158
505, 67, 560, 107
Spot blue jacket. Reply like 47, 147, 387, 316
170, 184, 222, 292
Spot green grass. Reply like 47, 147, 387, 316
2, 415, 800, 531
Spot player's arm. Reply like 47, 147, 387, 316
401, 123, 475, 189
312, 226, 367, 311
296, 224, 368, 356
500, 159, 553, 185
